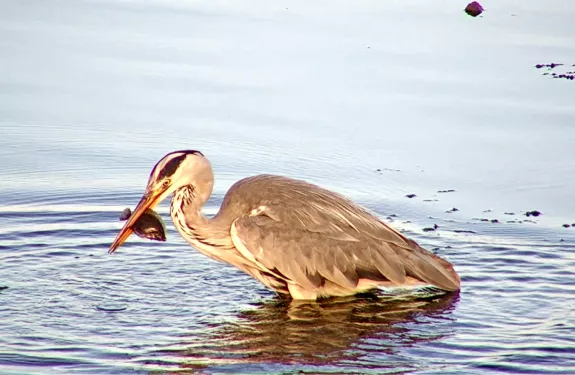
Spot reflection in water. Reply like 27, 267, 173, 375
153, 291, 459, 373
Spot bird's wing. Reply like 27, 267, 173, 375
229, 182, 460, 292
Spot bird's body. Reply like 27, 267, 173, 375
110, 150, 460, 300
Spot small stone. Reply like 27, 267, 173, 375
464, 1, 484, 17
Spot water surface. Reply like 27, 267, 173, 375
1, 1, 574, 374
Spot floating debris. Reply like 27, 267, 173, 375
525, 210, 541, 217
535, 63, 575, 81
551, 72, 575, 80
535, 63, 564, 69
405, 194, 417, 199
423, 224, 439, 232
120, 207, 167, 242
464, 1, 484, 17
96, 305, 127, 312
375, 168, 401, 173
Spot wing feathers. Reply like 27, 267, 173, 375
226, 176, 460, 294
370, 245, 407, 285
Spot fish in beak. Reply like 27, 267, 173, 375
120, 207, 166, 242
109, 190, 165, 254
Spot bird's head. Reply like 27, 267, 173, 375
109, 149, 212, 253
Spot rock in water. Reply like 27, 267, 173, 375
120, 207, 167, 242
464, 1, 484, 17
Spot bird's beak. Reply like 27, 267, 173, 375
108, 188, 165, 254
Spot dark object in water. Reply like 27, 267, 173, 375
0, 286, 8, 291
423, 224, 439, 232
562, 224, 571, 228
438, 189, 456, 193
446, 207, 459, 213
535, 63, 575, 81
96, 305, 127, 312
525, 210, 541, 217
464, 1, 484, 17
535, 63, 564, 69
120, 207, 166, 242
405, 194, 417, 199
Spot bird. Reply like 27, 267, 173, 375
109, 150, 461, 300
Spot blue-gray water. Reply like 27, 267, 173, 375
1, 1, 574, 374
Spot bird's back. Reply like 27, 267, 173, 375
219, 174, 460, 295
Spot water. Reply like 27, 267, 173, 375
1, 1, 574, 374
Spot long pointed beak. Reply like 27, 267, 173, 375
109, 189, 164, 254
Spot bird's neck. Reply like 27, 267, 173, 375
170, 185, 234, 258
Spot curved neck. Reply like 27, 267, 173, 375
169, 185, 234, 259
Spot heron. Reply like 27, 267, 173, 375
109, 150, 460, 300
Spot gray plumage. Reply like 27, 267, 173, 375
109, 150, 460, 300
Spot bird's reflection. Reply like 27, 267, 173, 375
157, 290, 459, 373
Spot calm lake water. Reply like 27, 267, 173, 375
1, 1, 574, 374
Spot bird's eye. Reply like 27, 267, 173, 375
162, 180, 170, 187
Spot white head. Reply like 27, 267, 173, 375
109, 150, 213, 253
